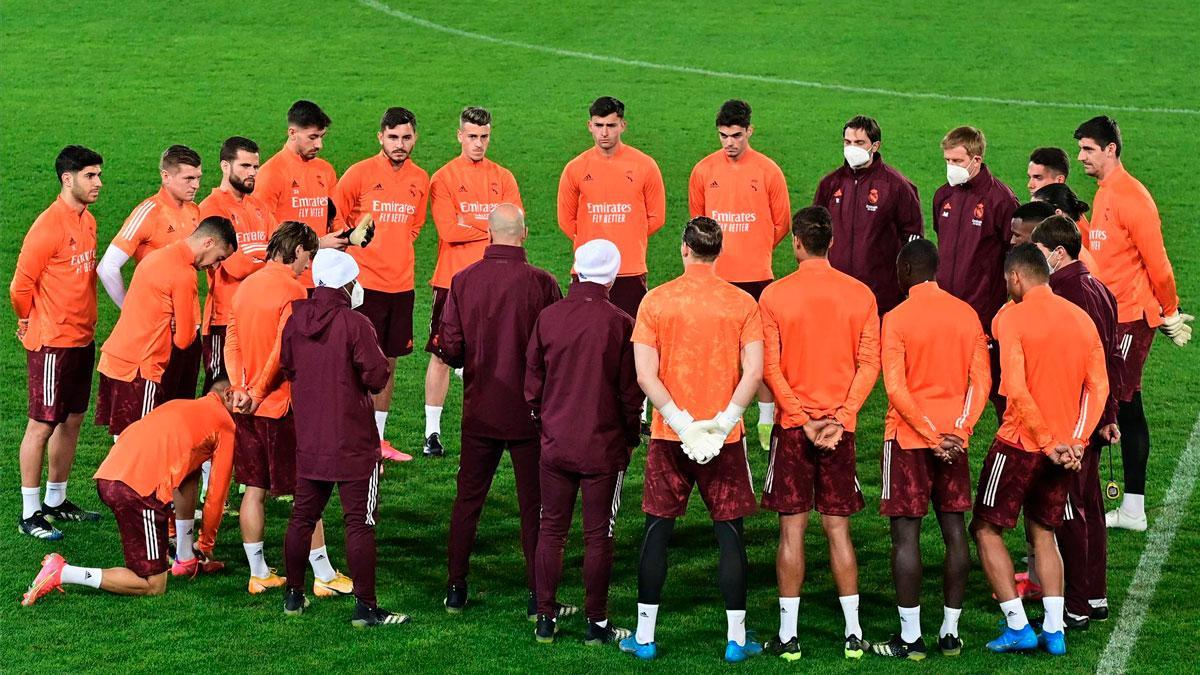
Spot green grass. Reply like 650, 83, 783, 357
2, 1, 1199, 672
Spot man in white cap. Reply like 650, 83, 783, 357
278, 248, 408, 627
525, 239, 644, 645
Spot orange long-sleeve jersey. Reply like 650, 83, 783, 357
255, 145, 338, 288
760, 258, 880, 431
332, 153, 429, 293
688, 147, 791, 283
111, 187, 199, 262
428, 155, 522, 289
881, 281, 991, 449
1082, 166, 1178, 325
198, 188, 274, 332
93, 391, 234, 548
98, 240, 198, 383
557, 143, 666, 276
993, 284, 1109, 453
223, 261, 306, 419
10, 196, 98, 351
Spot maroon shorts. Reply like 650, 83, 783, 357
731, 280, 772, 302
425, 286, 450, 355
879, 440, 972, 517
234, 413, 298, 496
973, 438, 1072, 529
761, 425, 864, 516
358, 288, 414, 358
162, 336, 201, 401
95, 373, 166, 436
27, 343, 94, 424
609, 275, 648, 321
97, 479, 170, 578
1114, 319, 1155, 402
642, 438, 757, 521
201, 326, 228, 393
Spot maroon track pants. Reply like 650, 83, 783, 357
285, 464, 381, 607
1057, 444, 1108, 616
535, 463, 624, 620
447, 434, 540, 590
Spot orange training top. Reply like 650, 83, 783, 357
429, 155, 522, 289
632, 264, 763, 443
198, 188, 274, 332
112, 187, 199, 262
688, 147, 791, 282
557, 143, 666, 276
760, 258, 880, 431
11, 195, 98, 350
224, 261, 307, 419
333, 153, 429, 293
1082, 166, 1178, 325
881, 281, 991, 449
98, 240, 198, 383
255, 145, 338, 288
993, 284, 1109, 452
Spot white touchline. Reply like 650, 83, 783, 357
360, 0, 1200, 117
1097, 410, 1200, 675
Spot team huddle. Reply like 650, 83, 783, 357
12, 97, 1189, 661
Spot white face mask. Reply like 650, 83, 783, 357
349, 281, 364, 309
946, 162, 972, 187
844, 145, 871, 169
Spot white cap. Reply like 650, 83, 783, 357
312, 249, 359, 288
575, 239, 621, 286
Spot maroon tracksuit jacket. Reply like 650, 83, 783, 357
931, 163, 1019, 333
814, 153, 924, 314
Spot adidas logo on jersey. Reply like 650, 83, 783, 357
458, 185, 468, 193
291, 180, 301, 188
710, 180, 719, 188
583, 174, 594, 181
372, 183, 384, 191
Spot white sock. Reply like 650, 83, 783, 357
453, 367, 463, 379
309, 546, 336, 582
778, 596, 800, 641
593, 618, 608, 628
1089, 598, 1109, 608
644, 397, 651, 421
635, 602, 658, 644
424, 405, 442, 437
758, 402, 775, 426
899, 605, 921, 642
200, 460, 211, 500
21, 486, 41, 519
61, 564, 102, 589
112, 435, 119, 443
1000, 597, 1028, 629
244, 542, 269, 578
375, 411, 388, 439
1042, 596, 1065, 633
839, 594, 862, 638
44, 481, 67, 508
727, 609, 747, 646
940, 606, 962, 638
1027, 552, 1041, 586
1122, 492, 1145, 517
175, 519, 195, 562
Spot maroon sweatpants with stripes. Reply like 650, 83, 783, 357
285, 464, 381, 607
1057, 443, 1107, 616
535, 463, 624, 620
447, 434, 540, 591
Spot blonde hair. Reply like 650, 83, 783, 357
941, 126, 986, 158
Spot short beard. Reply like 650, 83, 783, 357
230, 176, 254, 195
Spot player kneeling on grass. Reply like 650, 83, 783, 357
279, 249, 407, 628
971, 244, 1108, 656
21, 382, 237, 606
620, 216, 765, 664
872, 239, 990, 660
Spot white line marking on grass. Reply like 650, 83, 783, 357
1097, 411, 1200, 675
360, 0, 1200, 116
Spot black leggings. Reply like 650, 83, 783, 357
637, 515, 747, 610
1118, 392, 1151, 495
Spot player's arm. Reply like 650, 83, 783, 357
955, 324, 992, 439
834, 302, 882, 428
1075, 326, 1111, 445
556, 164, 579, 241
279, 316, 296, 382
1101, 319, 1124, 428
224, 312, 245, 388
897, 180, 924, 244
171, 270, 200, 350
351, 318, 391, 395
97, 244, 132, 308
436, 287, 467, 369
503, 168, 524, 211
523, 322, 546, 419
687, 164, 706, 218
880, 315, 941, 447
431, 176, 488, 245
409, 180, 429, 242
10, 222, 55, 331
1126, 197, 1180, 317
760, 301, 808, 425
768, 166, 793, 245
998, 324, 1055, 452
644, 159, 667, 236
197, 428, 235, 555
247, 303, 294, 404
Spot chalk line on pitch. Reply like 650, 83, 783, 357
359, 0, 1200, 117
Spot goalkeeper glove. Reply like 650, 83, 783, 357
1160, 310, 1194, 347
339, 214, 376, 247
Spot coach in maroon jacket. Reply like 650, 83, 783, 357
439, 203, 564, 616
280, 249, 407, 628
525, 239, 642, 644
814, 115, 924, 314
1033, 215, 1121, 628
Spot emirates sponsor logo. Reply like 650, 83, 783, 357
586, 202, 632, 224
372, 199, 417, 223
236, 231, 267, 245
710, 209, 757, 233
460, 201, 498, 221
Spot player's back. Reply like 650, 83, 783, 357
886, 281, 983, 404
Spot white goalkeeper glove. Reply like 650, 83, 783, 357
709, 402, 747, 438
1160, 310, 1194, 347
661, 401, 722, 464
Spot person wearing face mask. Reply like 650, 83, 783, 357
814, 115, 924, 316
932, 126, 1019, 418
278, 248, 406, 627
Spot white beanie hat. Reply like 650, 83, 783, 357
575, 239, 621, 285
312, 249, 360, 288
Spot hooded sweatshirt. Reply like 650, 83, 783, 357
281, 286, 389, 481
